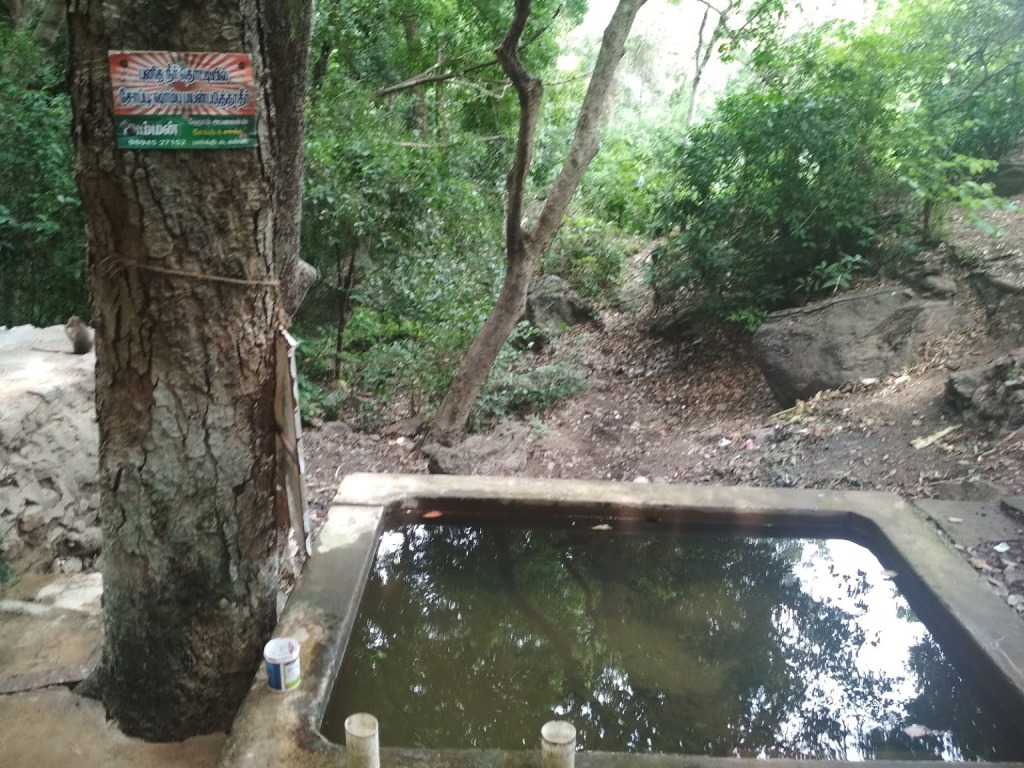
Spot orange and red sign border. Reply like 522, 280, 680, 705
108, 50, 258, 149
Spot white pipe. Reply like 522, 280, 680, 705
541, 720, 576, 768
344, 713, 380, 768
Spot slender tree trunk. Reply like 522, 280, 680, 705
687, 7, 713, 127
401, 4, 429, 133
687, 1, 734, 128
68, 0, 313, 741
687, 0, 787, 127
31, 0, 65, 49
428, 0, 647, 442
332, 241, 360, 380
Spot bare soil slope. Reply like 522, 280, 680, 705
306, 200, 1024, 502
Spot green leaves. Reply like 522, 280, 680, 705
296, 0, 598, 426
0, 24, 87, 326
471, 327, 588, 431
652, 23, 892, 322
543, 214, 636, 305
645, 0, 1023, 328
795, 254, 869, 299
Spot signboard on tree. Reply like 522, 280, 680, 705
108, 51, 257, 149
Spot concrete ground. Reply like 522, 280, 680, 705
0, 572, 224, 768
0, 688, 225, 768
0, 491, 1020, 768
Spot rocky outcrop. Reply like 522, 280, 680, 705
946, 347, 1024, 428
981, 139, 1024, 198
969, 271, 1024, 344
0, 326, 100, 580
991, 166, 1024, 198
989, 150, 1024, 198
524, 275, 601, 336
422, 421, 532, 475
753, 287, 974, 406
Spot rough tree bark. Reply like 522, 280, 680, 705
68, 0, 313, 740
428, 0, 647, 442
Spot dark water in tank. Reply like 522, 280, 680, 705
321, 524, 1024, 760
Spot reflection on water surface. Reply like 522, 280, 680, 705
323, 524, 1022, 760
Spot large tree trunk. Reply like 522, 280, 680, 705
68, 0, 313, 741
429, 0, 647, 442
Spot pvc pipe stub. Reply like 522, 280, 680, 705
344, 713, 380, 768
344, 712, 379, 739
541, 720, 576, 768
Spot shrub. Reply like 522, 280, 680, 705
574, 118, 671, 235
650, 23, 896, 324
795, 253, 870, 299
471, 354, 587, 432
0, 25, 87, 326
648, 4, 1019, 328
543, 214, 634, 305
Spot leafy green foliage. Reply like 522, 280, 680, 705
890, 0, 1024, 162
470, 324, 587, 431
652, 22, 897, 319
296, 372, 348, 425
647, 0, 1023, 327
575, 117, 671, 235
344, 309, 481, 424
0, 23, 87, 326
543, 213, 635, 305
896, 120, 1002, 241
796, 253, 869, 299
296, 0, 593, 426
297, 32, 508, 425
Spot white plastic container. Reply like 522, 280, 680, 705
263, 637, 301, 692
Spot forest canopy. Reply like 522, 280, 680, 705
1, 0, 1022, 429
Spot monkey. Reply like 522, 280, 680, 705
65, 315, 94, 355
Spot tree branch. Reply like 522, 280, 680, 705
531, 0, 648, 253
496, 0, 543, 258
427, 0, 647, 441
376, 8, 561, 99
932, 55, 1024, 120
376, 58, 494, 98
395, 135, 508, 148
691, 0, 725, 14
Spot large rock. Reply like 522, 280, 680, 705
753, 287, 973, 406
524, 275, 600, 335
0, 599, 102, 694
422, 421, 532, 475
946, 347, 1024, 428
984, 139, 1024, 197
969, 271, 1024, 344
0, 325, 100, 579
989, 164, 1024, 198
